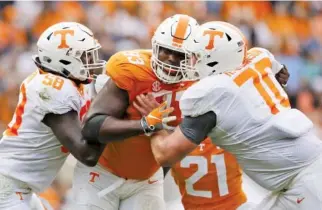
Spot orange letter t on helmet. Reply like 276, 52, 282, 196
203, 30, 224, 50
54, 29, 74, 49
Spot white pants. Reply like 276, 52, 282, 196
0, 174, 45, 210
255, 154, 322, 210
70, 162, 166, 210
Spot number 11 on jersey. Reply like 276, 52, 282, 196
233, 57, 290, 114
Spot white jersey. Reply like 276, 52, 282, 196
180, 48, 322, 191
0, 70, 91, 192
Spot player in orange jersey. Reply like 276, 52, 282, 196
171, 139, 246, 210
70, 14, 199, 210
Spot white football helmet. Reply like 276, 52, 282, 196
182, 21, 247, 80
33, 22, 106, 83
151, 14, 199, 84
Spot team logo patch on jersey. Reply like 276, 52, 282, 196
152, 81, 161, 92
38, 88, 51, 101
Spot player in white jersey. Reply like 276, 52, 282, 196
0, 22, 106, 210
146, 21, 322, 210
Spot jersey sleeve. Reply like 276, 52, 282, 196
105, 52, 135, 91
105, 50, 152, 91
179, 112, 217, 145
248, 47, 283, 74
29, 77, 82, 115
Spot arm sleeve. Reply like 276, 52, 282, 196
179, 112, 217, 145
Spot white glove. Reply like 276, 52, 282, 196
95, 74, 110, 93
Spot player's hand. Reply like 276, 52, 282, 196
275, 65, 289, 87
134, 93, 160, 116
140, 101, 177, 136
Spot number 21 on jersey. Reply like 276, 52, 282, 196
181, 154, 229, 198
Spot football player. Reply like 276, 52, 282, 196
149, 21, 322, 210
0, 22, 106, 209
135, 69, 289, 210
71, 14, 198, 210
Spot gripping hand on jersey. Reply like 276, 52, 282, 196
140, 101, 177, 136
275, 64, 289, 87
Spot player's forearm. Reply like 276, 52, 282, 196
82, 114, 145, 143
151, 128, 199, 167
58, 133, 104, 167
151, 131, 174, 167
70, 140, 105, 167
98, 116, 145, 142
43, 111, 104, 166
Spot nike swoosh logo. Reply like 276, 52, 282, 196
297, 197, 305, 204
148, 180, 158, 184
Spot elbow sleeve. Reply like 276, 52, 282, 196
82, 115, 107, 143
179, 111, 217, 145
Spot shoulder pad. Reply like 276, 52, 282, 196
247, 47, 283, 74
105, 50, 153, 90
28, 73, 82, 115
180, 75, 230, 117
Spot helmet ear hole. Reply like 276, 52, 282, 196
59, 60, 71, 65
43, 56, 52, 63
207, 61, 218, 67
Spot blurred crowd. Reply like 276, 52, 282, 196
1, 1, 322, 208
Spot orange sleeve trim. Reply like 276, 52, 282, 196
4, 83, 27, 136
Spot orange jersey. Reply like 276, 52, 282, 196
172, 138, 246, 210
99, 50, 193, 180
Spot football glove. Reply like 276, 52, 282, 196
140, 101, 176, 136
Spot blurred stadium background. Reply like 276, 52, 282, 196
1, 1, 322, 209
